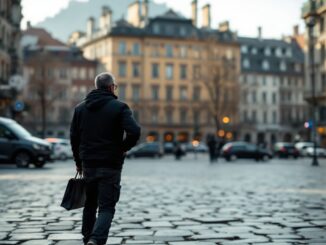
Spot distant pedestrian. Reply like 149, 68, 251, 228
207, 134, 217, 163
174, 142, 183, 160
70, 72, 141, 245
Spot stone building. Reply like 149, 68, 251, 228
238, 28, 307, 148
69, 0, 241, 143
0, 0, 22, 116
21, 26, 96, 138
302, 0, 326, 146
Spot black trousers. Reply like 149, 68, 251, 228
82, 168, 121, 245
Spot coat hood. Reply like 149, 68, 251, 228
85, 89, 117, 111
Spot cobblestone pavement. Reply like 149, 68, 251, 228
0, 154, 326, 245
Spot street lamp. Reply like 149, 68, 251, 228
305, 0, 319, 166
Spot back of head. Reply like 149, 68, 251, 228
94, 72, 116, 90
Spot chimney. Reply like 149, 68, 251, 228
258, 26, 262, 40
87, 17, 95, 36
191, 0, 198, 27
100, 6, 112, 30
141, 0, 149, 27
128, 1, 141, 27
219, 21, 230, 32
293, 25, 299, 36
202, 4, 211, 29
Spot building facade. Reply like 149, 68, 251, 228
302, 0, 326, 146
238, 29, 307, 148
21, 26, 96, 138
70, 0, 241, 143
0, 0, 22, 116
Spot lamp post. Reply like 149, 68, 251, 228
306, 0, 319, 166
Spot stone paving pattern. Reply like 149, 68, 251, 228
0, 155, 326, 244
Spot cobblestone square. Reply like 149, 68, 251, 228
0, 155, 326, 244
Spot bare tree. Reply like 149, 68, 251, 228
201, 38, 240, 137
24, 50, 67, 138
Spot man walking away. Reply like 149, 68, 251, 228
70, 72, 141, 245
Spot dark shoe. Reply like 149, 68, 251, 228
87, 240, 97, 245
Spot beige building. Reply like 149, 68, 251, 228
0, 0, 22, 116
70, 0, 241, 143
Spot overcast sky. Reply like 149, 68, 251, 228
21, 0, 307, 38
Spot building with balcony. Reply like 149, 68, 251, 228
0, 0, 22, 116
238, 27, 307, 148
69, 0, 241, 143
21, 25, 96, 138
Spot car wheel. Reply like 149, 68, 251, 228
230, 154, 237, 161
59, 153, 67, 161
14, 151, 31, 168
262, 155, 269, 161
34, 161, 45, 168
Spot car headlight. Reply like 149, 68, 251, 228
33, 143, 41, 150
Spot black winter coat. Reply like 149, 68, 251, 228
70, 89, 141, 169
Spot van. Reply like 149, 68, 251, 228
0, 117, 51, 168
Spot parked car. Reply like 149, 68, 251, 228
306, 147, 326, 158
163, 142, 174, 154
295, 142, 314, 156
45, 138, 73, 161
221, 141, 272, 161
185, 142, 208, 153
127, 142, 163, 158
0, 117, 51, 168
274, 142, 300, 158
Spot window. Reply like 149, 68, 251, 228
252, 91, 256, 103
165, 44, 173, 57
280, 61, 286, 71
180, 64, 187, 79
165, 64, 173, 80
180, 45, 187, 58
273, 111, 277, 124
132, 62, 140, 77
150, 63, 159, 79
180, 108, 187, 124
118, 84, 126, 101
263, 111, 268, 124
180, 86, 187, 100
193, 86, 201, 101
262, 60, 270, 70
132, 85, 140, 101
262, 92, 267, 104
265, 47, 271, 56
320, 16, 325, 34
193, 111, 200, 125
151, 43, 160, 57
166, 86, 173, 101
322, 73, 326, 91
118, 41, 126, 55
166, 110, 173, 124
132, 43, 140, 55
152, 85, 159, 101
59, 68, 67, 79
243, 59, 250, 69
243, 110, 248, 122
151, 109, 158, 124
252, 110, 257, 123
193, 65, 201, 79
153, 24, 160, 34
272, 93, 277, 104
251, 47, 257, 55
0, 125, 13, 139
241, 45, 248, 53
321, 44, 325, 64
118, 61, 127, 77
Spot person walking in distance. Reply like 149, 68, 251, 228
70, 72, 141, 245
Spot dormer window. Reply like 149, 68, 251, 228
243, 59, 250, 68
262, 60, 270, 70
265, 47, 271, 56
241, 45, 248, 53
251, 47, 257, 55
286, 48, 292, 57
153, 24, 160, 34
280, 61, 287, 71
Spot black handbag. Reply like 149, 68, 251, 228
61, 172, 86, 210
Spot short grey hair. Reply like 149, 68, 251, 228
94, 72, 116, 90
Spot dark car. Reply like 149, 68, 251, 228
0, 117, 51, 168
127, 142, 163, 158
163, 142, 174, 154
221, 141, 272, 161
274, 142, 299, 158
